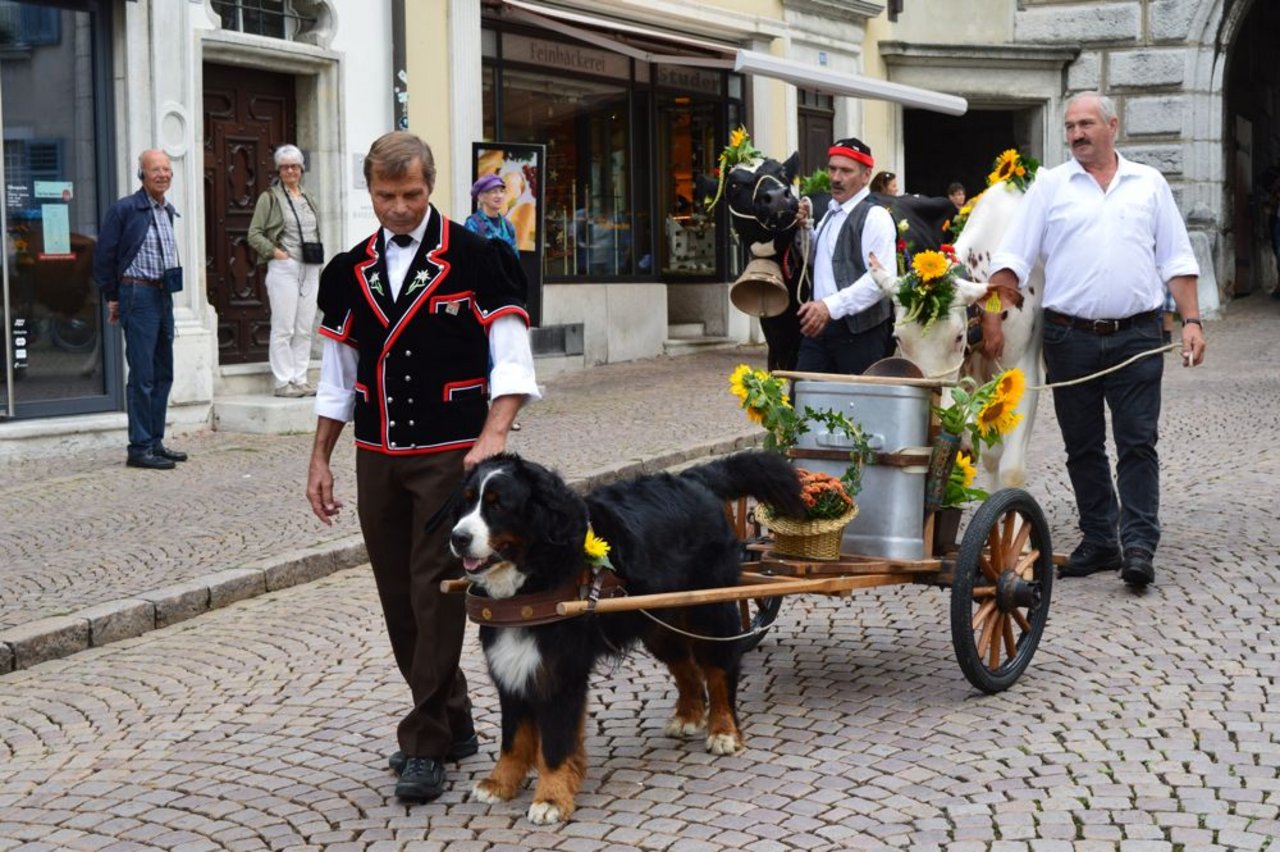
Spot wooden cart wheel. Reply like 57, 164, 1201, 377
950, 488, 1053, 694
737, 595, 784, 652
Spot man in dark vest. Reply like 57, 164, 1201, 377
795, 137, 897, 374
305, 131, 538, 803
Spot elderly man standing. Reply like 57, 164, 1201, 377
796, 137, 897, 375
983, 91, 1206, 588
94, 149, 187, 470
306, 131, 537, 803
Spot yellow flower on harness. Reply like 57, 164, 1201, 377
584, 528, 612, 565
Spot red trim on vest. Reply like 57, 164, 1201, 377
443, 377, 488, 401
355, 437, 476, 456
828, 146, 873, 169
355, 234, 390, 328
475, 303, 531, 327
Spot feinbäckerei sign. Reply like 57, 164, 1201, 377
503, 33, 629, 80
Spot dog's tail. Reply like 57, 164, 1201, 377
682, 451, 806, 517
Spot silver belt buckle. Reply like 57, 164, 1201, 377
1092, 318, 1119, 334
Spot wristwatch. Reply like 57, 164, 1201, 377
1182, 317, 1203, 327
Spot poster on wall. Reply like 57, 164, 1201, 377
471, 142, 545, 327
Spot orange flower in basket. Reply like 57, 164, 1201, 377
793, 468, 854, 520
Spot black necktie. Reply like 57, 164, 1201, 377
390, 233, 414, 248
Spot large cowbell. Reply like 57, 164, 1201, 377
729, 257, 790, 317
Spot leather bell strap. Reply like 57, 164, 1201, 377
465, 567, 626, 627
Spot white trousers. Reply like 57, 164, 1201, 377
265, 258, 320, 387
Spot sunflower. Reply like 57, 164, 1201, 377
994, 368, 1026, 408
584, 528, 611, 562
729, 126, 748, 149
746, 406, 765, 425
955, 451, 977, 488
729, 363, 752, 401
976, 395, 1023, 438
989, 149, 1020, 184
911, 250, 951, 283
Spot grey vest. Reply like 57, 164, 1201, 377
823, 197, 893, 334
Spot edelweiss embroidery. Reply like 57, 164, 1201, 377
406, 268, 431, 296
367, 270, 384, 297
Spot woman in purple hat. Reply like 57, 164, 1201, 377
464, 173, 518, 250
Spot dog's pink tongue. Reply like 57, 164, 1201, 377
463, 556, 484, 573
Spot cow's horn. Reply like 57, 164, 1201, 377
729, 258, 789, 318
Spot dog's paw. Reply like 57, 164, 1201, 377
706, 732, 743, 755
664, 715, 707, 738
528, 800, 567, 824
472, 779, 513, 804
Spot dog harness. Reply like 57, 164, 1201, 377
465, 564, 626, 627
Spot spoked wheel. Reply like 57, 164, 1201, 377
950, 488, 1053, 693
737, 594, 784, 652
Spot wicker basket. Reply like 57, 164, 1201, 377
763, 505, 859, 561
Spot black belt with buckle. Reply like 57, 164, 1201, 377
120, 275, 164, 288
1045, 309, 1158, 335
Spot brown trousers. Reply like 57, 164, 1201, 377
357, 448, 473, 757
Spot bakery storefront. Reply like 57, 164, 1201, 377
481, 13, 747, 297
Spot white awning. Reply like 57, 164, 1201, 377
733, 50, 968, 116
499, 0, 968, 115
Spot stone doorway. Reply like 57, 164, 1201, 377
201, 63, 297, 365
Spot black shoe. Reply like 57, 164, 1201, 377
1058, 540, 1122, 577
394, 756, 446, 803
389, 734, 479, 774
153, 444, 188, 462
1120, 548, 1155, 587
126, 452, 175, 470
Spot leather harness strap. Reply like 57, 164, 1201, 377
465, 566, 626, 627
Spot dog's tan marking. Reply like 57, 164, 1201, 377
528, 710, 587, 824
703, 666, 743, 755
663, 656, 707, 736
473, 718, 537, 803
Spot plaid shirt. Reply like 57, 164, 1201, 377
123, 197, 179, 280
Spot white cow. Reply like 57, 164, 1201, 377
872, 181, 1044, 491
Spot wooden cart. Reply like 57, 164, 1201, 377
561, 371, 1055, 695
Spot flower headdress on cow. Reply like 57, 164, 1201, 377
703, 126, 764, 210
948, 148, 1040, 240
895, 244, 962, 333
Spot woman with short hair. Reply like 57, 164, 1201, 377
248, 144, 324, 397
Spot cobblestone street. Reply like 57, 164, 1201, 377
1, 296, 1278, 850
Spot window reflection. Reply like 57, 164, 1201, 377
658, 97, 718, 277
500, 69, 637, 278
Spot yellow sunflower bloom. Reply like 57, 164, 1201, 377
977, 396, 1023, 438
955, 451, 977, 488
729, 127, 747, 149
995, 368, 1026, 408
990, 149, 1020, 184
729, 363, 752, 401
746, 406, 765, 425
584, 528, 611, 561
911, 250, 950, 283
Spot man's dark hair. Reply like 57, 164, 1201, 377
947, 182, 965, 195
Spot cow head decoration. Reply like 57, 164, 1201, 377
713, 151, 802, 318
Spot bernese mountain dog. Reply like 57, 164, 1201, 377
450, 450, 804, 824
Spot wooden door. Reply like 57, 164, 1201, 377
202, 64, 296, 363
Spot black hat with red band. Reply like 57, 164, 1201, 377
828, 137, 874, 169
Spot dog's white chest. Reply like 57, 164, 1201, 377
485, 629, 542, 697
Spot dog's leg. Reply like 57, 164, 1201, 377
473, 709, 537, 804
662, 654, 708, 737
527, 695, 588, 824
702, 664, 744, 755
688, 603, 745, 755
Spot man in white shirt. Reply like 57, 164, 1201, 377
795, 137, 898, 375
984, 91, 1206, 588
305, 132, 539, 802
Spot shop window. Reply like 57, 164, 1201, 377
657, 96, 719, 277
0, 4, 59, 48
500, 68, 636, 279
212, 0, 315, 40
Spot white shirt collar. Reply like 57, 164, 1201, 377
382, 207, 432, 248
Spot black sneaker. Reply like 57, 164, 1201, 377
1120, 548, 1155, 588
394, 756, 446, 803
388, 734, 480, 774
1058, 540, 1123, 578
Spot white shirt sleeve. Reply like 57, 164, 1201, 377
1152, 177, 1201, 282
824, 205, 898, 319
489, 314, 541, 402
314, 338, 358, 421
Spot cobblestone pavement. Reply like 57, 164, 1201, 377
1, 296, 1278, 849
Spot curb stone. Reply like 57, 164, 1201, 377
0, 436, 762, 675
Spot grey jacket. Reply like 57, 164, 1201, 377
247, 185, 321, 266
